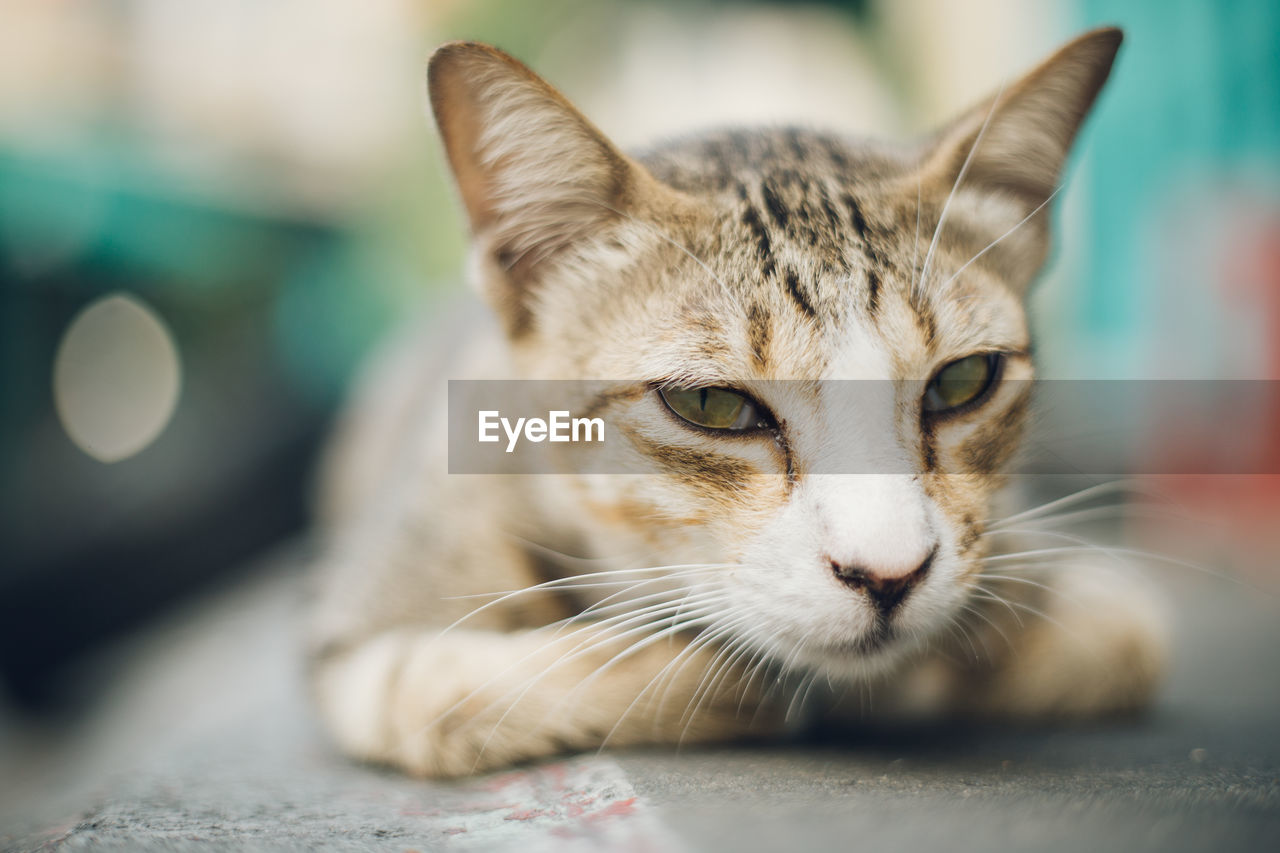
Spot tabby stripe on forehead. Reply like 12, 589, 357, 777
783, 268, 818, 320
747, 302, 771, 366
865, 268, 882, 316
838, 192, 883, 315
841, 193, 869, 238
760, 180, 790, 231
737, 185, 776, 279
817, 185, 842, 235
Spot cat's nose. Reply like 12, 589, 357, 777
829, 545, 937, 614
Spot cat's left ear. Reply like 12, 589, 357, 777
428, 42, 669, 335
921, 27, 1123, 212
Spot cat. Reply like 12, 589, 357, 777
306, 27, 1166, 778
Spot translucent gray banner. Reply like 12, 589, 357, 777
447, 380, 1280, 475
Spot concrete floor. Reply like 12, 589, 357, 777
2, 542, 1278, 852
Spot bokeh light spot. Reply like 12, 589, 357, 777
53, 293, 182, 463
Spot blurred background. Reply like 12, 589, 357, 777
1, 0, 1277, 726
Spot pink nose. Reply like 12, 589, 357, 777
829, 545, 936, 615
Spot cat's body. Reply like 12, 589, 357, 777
307, 29, 1166, 777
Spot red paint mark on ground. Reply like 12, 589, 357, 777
562, 793, 599, 818
585, 797, 638, 822
504, 807, 558, 821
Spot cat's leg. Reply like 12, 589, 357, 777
964, 565, 1167, 716
891, 565, 1168, 719
312, 626, 777, 777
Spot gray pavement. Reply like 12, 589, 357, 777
2, 543, 1277, 851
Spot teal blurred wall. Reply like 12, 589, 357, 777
1073, 0, 1280, 377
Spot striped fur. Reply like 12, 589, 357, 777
308, 28, 1165, 778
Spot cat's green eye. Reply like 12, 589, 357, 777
659, 386, 764, 431
923, 353, 1003, 415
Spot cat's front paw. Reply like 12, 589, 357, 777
315, 629, 558, 777
961, 568, 1169, 719
314, 626, 774, 777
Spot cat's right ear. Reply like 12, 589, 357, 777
428, 42, 661, 335
921, 27, 1123, 209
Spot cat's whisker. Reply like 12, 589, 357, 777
975, 571, 1065, 596
984, 527, 1143, 570
465, 578, 718, 660
462, 596, 726, 758
424, 575, 669, 672
915, 80, 1007, 302
760, 636, 817, 720
442, 570, 707, 601
983, 501, 1194, 534
719, 624, 780, 715
939, 612, 983, 664
609, 616, 748, 742
953, 603, 1000, 660
472, 605, 724, 772
783, 662, 822, 724
588, 199, 736, 296
708, 635, 767, 719
911, 174, 922, 288
697, 624, 769, 716
500, 530, 659, 566
784, 667, 823, 730
985, 479, 1164, 529
665, 618, 776, 721
439, 563, 728, 627
658, 639, 742, 738
981, 545, 1113, 563
960, 598, 1016, 651
664, 632, 744, 742
540, 568, 723, 622
420, 573, 719, 694
678, 622, 760, 732
748, 638, 793, 725
970, 589, 1078, 644
970, 584, 1026, 629
536, 589, 728, 673
541, 584, 717, 639
522, 600, 733, 743
938, 184, 1063, 292
649, 615, 752, 721
412, 591, 723, 748
981, 541, 1239, 585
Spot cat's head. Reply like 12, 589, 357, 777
429, 30, 1122, 678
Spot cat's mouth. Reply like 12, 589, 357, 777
827, 621, 897, 657
779, 618, 918, 680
